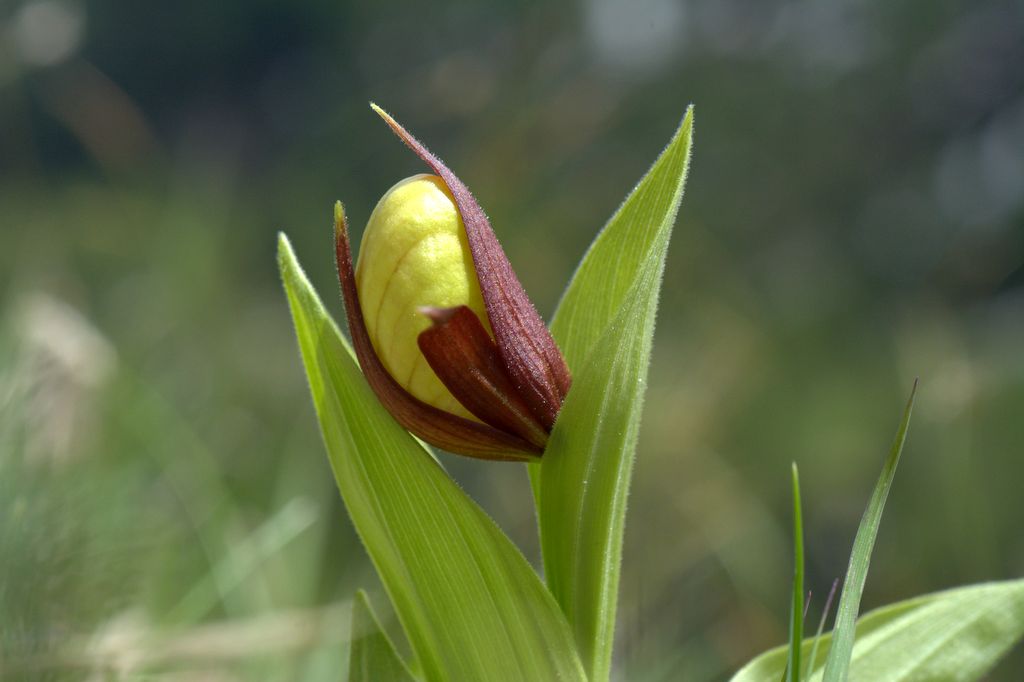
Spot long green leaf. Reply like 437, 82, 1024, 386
349, 590, 418, 682
730, 578, 1024, 682
279, 235, 586, 682
822, 381, 917, 682
537, 107, 694, 682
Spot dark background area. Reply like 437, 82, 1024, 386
1, 0, 1022, 679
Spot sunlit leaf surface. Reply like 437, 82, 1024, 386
730, 579, 1024, 682
279, 235, 586, 682
537, 107, 694, 681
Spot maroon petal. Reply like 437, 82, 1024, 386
334, 202, 542, 462
371, 104, 572, 430
418, 306, 549, 450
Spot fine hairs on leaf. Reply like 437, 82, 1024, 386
536, 106, 696, 679
538, 106, 694, 682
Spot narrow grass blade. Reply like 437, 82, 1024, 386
349, 590, 417, 682
786, 463, 804, 682
730, 578, 1024, 682
821, 380, 917, 682
537, 107, 694, 682
279, 234, 586, 682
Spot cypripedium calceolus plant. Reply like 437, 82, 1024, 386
282, 106, 1024, 682
333, 104, 571, 461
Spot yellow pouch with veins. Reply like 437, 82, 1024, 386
355, 174, 489, 419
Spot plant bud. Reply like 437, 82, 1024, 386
334, 105, 572, 461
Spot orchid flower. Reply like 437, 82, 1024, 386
333, 105, 571, 461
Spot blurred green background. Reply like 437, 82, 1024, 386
2, 0, 1022, 679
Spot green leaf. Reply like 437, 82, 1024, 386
349, 590, 418, 682
787, 463, 804, 682
278, 235, 586, 682
730, 578, 1024, 682
536, 107, 694, 682
549, 106, 694, 376
822, 381, 917, 682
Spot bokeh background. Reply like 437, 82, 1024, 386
2, 0, 1022, 679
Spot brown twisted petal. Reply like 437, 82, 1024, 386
334, 202, 542, 461
370, 104, 572, 431
418, 306, 549, 450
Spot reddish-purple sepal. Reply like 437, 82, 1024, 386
370, 104, 572, 431
418, 306, 549, 450
334, 202, 542, 461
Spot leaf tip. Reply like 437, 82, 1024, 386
901, 377, 919, 427
277, 231, 296, 272
682, 104, 695, 131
